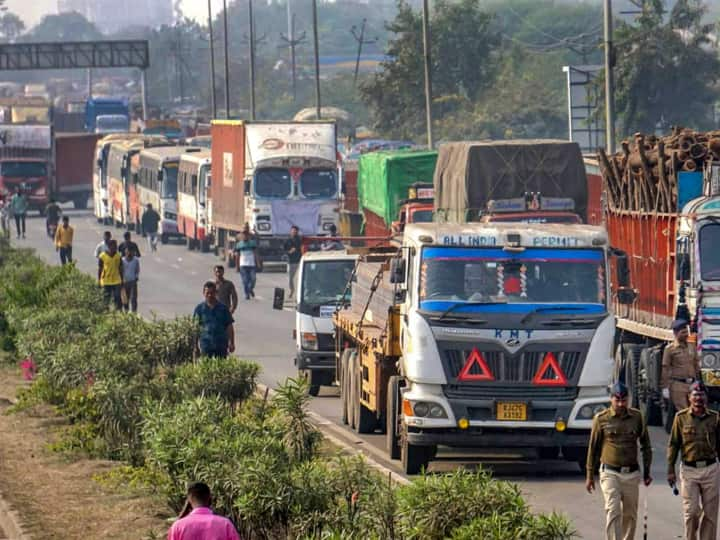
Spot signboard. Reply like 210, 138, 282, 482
223, 152, 233, 188
0, 125, 51, 149
246, 123, 336, 165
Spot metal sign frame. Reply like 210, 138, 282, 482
0, 40, 149, 71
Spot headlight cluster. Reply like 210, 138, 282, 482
301, 332, 318, 351
322, 222, 335, 231
703, 353, 719, 369
256, 222, 271, 232
578, 403, 608, 419
410, 400, 448, 419
164, 211, 177, 220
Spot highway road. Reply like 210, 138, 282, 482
12, 208, 687, 539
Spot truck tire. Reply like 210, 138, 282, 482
161, 233, 169, 245
340, 349, 354, 425
200, 238, 211, 253
352, 353, 376, 434
401, 436, 432, 475
386, 375, 401, 459
562, 445, 588, 473
640, 348, 663, 426
186, 237, 194, 250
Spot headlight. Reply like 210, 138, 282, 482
413, 402, 430, 417
579, 406, 593, 419
410, 401, 447, 418
703, 353, 718, 369
592, 404, 608, 416
578, 403, 608, 419
256, 222, 271, 232
164, 211, 176, 220
301, 332, 318, 350
322, 222, 335, 231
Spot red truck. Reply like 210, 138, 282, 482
54, 133, 103, 209
0, 125, 52, 214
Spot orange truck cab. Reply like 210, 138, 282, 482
391, 183, 435, 234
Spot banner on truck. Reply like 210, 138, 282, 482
0, 125, 51, 149
246, 123, 336, 165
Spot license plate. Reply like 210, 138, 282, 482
496, 402, 527, 421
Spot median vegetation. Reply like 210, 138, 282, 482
0, 238, 576, 539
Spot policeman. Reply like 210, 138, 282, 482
667, 381, 720, 540
662, 319, 701, 412
586, 381, 652, 540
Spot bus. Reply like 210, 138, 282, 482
93, 134, 140, 223
177, 149, 212, 251
136, 146, 201, 243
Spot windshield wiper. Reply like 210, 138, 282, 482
439, 300, 508, 321
520, 306, 595, 325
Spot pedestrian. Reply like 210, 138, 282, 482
121, 247, 140, 312
667, 381, 720, 540
98, 239, 123, 310
214, 265, 238, 314
168, 482, 240, 540
10, 187, 27, 239
54, 215, 74, 265
141, 203, 161, 252
586, 381, 652, 540
321, 223, 344, 251
45, 198, 62, 238
193, 281, 235, 358
662, 319, 701, 415
284, 225, 302, 299
95, 230, 112, 258
119, 230, 141, 258
234, 229, 259, 300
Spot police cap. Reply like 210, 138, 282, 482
689, 380, 707, 394
672, 319, 689, 333
610, 381, 629, 398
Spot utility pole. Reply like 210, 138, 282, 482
311, 0, 322, 119
421, 0, 433, 148
351, 18, 378, 84
248, 0, 256, 120
222, 0, 230, 119
208, 0, 217, 118
603, 0, 615, 153
280, 14, 306, 101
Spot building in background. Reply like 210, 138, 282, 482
57, 0, 173, 33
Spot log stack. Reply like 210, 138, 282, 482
350, 261, 396, 330
598, 127, 720, 213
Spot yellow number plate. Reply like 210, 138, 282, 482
496, 402, 527, 421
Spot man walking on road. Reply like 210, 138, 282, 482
121, 247, 140, 312
141, 203, 161, 252
235, 229, 259, 300
662, 319, 701, 415
45, 198, 62, 238
119, 231, 141, 258
54, 215, 74, 265
214, 265, 238, 314
193, 281, 235, 358
94, 231, 112, 258
284, 225, 302, 299
586, 381, 653, 540
167, 482, 240, 540
10, 187, 27, 239
98, 239, 123, 310
668, 381, 720, 540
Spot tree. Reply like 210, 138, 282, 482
0, 13, 25, 42
22, 12, 103, 42
360, 0, 500, 138
610, 0, 720, 134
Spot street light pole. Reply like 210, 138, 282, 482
421, 0, 433, 148
311, 0, 321, 119
603, 0, 615, 153
208, 0, 217, 118
222, 0, 231, 119
248, 0, 256, 120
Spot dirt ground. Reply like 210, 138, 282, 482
0, 362, 171, 540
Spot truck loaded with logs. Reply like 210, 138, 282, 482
587, 127, 720, 431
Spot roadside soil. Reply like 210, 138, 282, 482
0, 361, 171, 540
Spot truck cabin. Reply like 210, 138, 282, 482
0, 159, 49, 196
250, 162, 338, 201
480, 193, 583, 224
95, 114, 131, 134
392, 183, 435, 233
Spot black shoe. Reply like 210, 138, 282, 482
250, 290, 255, 298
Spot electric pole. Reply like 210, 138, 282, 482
603, 0, 615, 153
222, 0, 230, 119
351, 19, 378, 84
311, 0, 322, 119
248, 0, 256, 120
280, 14, 306, 101
421, 0, 433, 148
208, 0, 217, 118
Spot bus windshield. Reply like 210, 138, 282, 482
301, 259, 355, 306
419, 246, 606, 314
700, 223, 720, 281
255, 168, 292, 198
199, 164, 210, 205
161, 163, 178, 199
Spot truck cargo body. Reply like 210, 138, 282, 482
210, 121, 339, 262
177, 150, 212, 251
0, 125, 52, 213
54, 133, 102, 209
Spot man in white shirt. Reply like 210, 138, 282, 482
94, 231, 112, 258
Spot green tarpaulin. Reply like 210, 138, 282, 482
357, 150, 438, 225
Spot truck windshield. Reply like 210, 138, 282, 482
419, 246, 606, 313
161, 163, 178, 199
301, 259, 355, 306
411, 209, 433, 223
1, 161, 47, 177
300, 169, 337, 198
700, 223, 720, 281
96, 115, 129, 133
255, 168, 292, 198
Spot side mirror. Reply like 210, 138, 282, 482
96, 158, 102, 168
244, 179, 251, 196
676, 253, 691, 281
157, 170, 164, 182
615, 249, 631, 288
389, 257, 406, 284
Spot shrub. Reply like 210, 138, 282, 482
273, 377, 322, 463
173, 356, 259, 406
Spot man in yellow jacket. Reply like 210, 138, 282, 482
98, 239, 123, 310
54, 216, 74, 265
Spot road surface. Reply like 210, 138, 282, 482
11, 208, 687, 539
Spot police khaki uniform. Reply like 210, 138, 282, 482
662, 319, 701, 412
586, 382, 652, 540
667, 381, 720, 540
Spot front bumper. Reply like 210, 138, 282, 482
295, 349, 335, 371
255, 236, 288, 261
161, 220, 180, 235
407, 426, 588, 448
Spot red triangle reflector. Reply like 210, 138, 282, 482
457, 348, 495, 381
532, 353, 568, 386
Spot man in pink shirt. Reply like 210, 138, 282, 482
167, 482, 240, 540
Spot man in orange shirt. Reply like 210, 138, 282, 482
54, 216, 74, 265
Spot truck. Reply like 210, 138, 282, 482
334, 140, 628, 474
589, 129, 720, 430
357, 150, 437, 237
85, 98, 130, 133
54, 133, 103, 209
0, 125, 52, 214
209, 120, 340, 264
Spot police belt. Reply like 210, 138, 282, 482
672, 377, 695, 384
683, 458, 718, 468
601, 463, 639, 474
